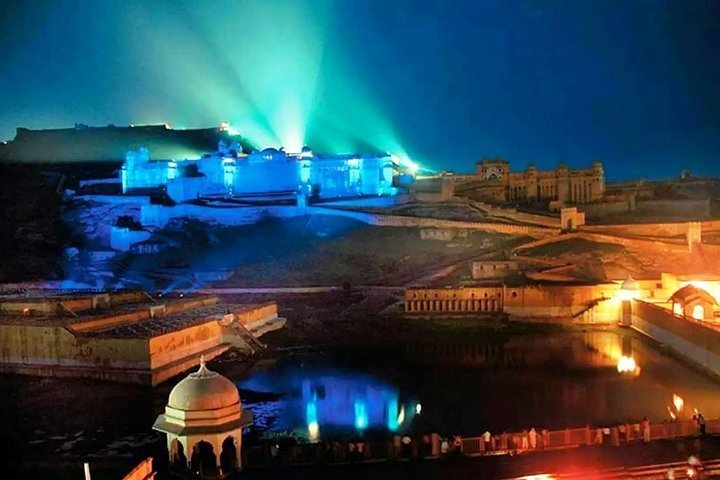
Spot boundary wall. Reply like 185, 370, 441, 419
631, 300, 720, 377
138, 203, 555, 238
405, 284, 621, 321
0, 300, 281, 385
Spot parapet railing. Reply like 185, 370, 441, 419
241, 418, 718, 468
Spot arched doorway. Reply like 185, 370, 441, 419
190, 440, 217, 477
220, 436, 239, 472
170, 438, 187, 468
693, 304, 705, 321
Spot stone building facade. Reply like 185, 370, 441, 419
471, 159, 605, 205
471, 260, 520, 279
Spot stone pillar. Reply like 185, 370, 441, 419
687, 221, 702, 253
620, 300, 632, 327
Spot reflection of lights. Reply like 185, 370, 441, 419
617, 355, 637, 373
308, 421, 319, 440
354, 400, 368, 430
387, 400, 399, 431
415, 403, 422, 415
673, 394, 684, 413
306, 401, 319, 440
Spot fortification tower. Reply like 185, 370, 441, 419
591, 160, 605, 200
556, 162, 570, 204
526, 164, 538, 199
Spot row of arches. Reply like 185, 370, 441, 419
170, 436, 239, 476
406, 298, 501, 313
569, 180, 594, 204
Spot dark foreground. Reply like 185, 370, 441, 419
243, 436, 720, 480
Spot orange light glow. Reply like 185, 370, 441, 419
673, 394, 684, 413
617, 355, 637, 373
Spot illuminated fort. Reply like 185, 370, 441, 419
121, 142, 399, 203
450, 158, 605, 205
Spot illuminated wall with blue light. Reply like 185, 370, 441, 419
120, 146, 399, 201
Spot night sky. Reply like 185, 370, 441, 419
1, 0, 719, 179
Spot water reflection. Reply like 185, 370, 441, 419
238, 366, 418, 440
238, 331, 720, 441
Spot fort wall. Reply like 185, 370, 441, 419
405, 284, 622, 321
0, 324, 150, 373
635, 198, 711, 218
581, 201, 631, 218
581, 198, 711, 221
0, 294, 281, 385
631, 300, 720, 377
582, 219, 720, 239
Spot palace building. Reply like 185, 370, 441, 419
465, 159, 605, 204
121, 144, 398, 203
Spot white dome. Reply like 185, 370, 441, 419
167, 360, 240, 412
621, 276, 639, 291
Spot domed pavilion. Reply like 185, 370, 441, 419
153, 357, 253, 477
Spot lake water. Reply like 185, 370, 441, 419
5, 328, 720, 461
237, 329, 720, 442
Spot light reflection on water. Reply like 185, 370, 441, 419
237, 331, 720, 441
237, 366, 418, 441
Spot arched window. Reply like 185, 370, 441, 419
220, 436, 239, 472
692, 304, 705, 321
191, 441, 217, 477
170, 439, 187, 468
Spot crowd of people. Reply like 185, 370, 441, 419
252, 414, 711, 467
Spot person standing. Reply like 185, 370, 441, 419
431, 432, 441, 456
521, 429, 529, 450
452, 435, 463, 457
356, 441, 365, 462
699, 414, 707, 436
642, 417, 651, 443
528, 428, 537, 449
347, 441, 356, 463
401, 434, 412, 459
483, 431, 492, 452
392, 434, 401, 459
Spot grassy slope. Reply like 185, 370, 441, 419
224, 221, 526, 287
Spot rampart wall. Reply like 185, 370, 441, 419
581, 201, 630, 218
635, 198, 711, 217
0, 325, 150, 378
0, 299, 279, 384
631, 300, 720, 377
582, 219, 720, 238
0, 291, 146, 315
472, 202, 561, 228
405, 283, 621, 321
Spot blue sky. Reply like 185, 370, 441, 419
1, 0, 718, 179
